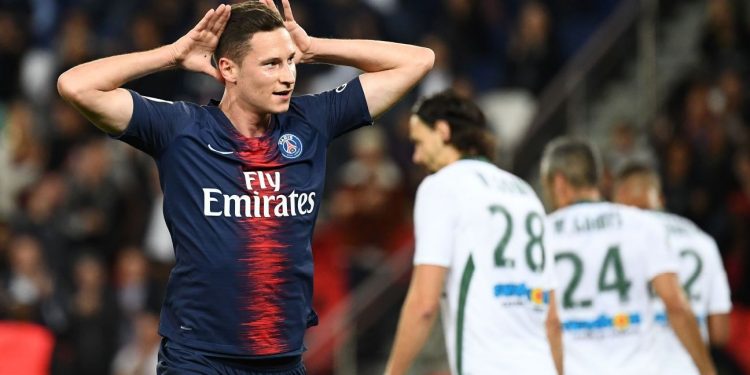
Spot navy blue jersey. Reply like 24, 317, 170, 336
114, 78, 372, 357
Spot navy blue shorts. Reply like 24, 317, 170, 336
157, 338, 306, 375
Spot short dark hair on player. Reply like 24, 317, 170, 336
412, 90, 495, 160
214, 1, 285, 64
541, 137, 602, 188
614, 161, 661, 190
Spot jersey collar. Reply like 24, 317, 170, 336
204, 104, 277, 144
460, 155, 490, 162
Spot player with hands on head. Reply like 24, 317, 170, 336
385, 90, 562, 375
541, 138, 716, 375
613, 162, 731, 375
57, 1, 434, 374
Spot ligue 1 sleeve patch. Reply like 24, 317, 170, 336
278, 133, 303, 159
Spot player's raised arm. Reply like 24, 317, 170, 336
57, 4, 231, 134
261, 0, 434, 118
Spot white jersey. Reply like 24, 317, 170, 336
413, 159, 556, 375
650, 211, 732, 375
546, 202, 678, 375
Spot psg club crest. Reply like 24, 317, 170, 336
278, 133, 303, 159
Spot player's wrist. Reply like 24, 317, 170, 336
165, 42, 184, 67
299, 36, 317, 63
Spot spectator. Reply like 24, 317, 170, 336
113, 247, 163, 345
1, 235, 55, 322
55, 9, 96, 76
56, 253, 119, 375
661, 138, 697, 219
0, 9, 29, 102
701, 0, 750, 69
0, 100, 46, 219
59, 138, 121, 257
11, 173, 68, 279
46, 97, 96, 171
111, 310, 160, 375
505, 0, 560, 94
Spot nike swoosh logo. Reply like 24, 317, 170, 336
207, 144, 234, 155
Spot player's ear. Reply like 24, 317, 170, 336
435, 120, 451, 143
218, 57, 239, 84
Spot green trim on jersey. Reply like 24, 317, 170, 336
460, 155, 490, 162
456, 254, 475, 375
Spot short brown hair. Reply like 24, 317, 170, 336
214, 1, 284, 64
412, 90, 496, 160
614, 161, 661, 191
541, 137, 602, 188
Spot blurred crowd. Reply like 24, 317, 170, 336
654, 0, 750, 297
5, 0, 750, 374
604, 0, 750, 371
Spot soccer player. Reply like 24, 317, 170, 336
57, 1, 434, 374
613, 162, 731, 375
385, 91, 562, 375
541, 137, 716, 375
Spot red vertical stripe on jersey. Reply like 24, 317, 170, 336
237, 139, 289, 355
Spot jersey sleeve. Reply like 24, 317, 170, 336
111, 90, 195, 157
641, 213, 679, 280
413, 176, 456, 267
705, 239, 732, 314
295, 77, 373, 143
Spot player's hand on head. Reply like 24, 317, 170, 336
260, 0, 313, 63
170, 3, 231, 82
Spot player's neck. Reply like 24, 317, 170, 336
560, 188, 601, 208
218, 95, 272, 138
438, 148, 461, 170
